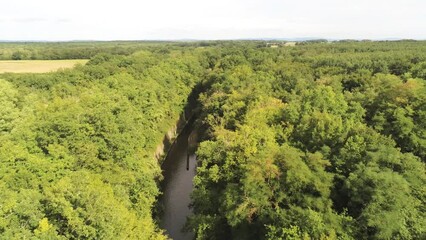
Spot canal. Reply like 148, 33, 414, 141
160, 123, 197, 240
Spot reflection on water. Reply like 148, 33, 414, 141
160, 126, 196, 240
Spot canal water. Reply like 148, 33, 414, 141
160, 125, 196, 240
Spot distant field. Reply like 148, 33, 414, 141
0, 59, 88, 73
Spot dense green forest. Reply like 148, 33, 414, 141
189, 41, 426, 239
0, 43, 204, 239
0, 41, 426, 239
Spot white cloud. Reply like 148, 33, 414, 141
0, 0, 424, 40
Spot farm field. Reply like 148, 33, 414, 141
0, 59, 88, 73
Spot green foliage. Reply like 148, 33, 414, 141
1, 40, 426, 239
0, 45, 203, 239
189, 41, 426, 240
0, 79, 19, 133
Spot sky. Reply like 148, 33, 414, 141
0, 0, 425, 41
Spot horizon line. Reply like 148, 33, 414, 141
1, 37, 426, 43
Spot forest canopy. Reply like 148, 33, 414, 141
0, 40, 425, 239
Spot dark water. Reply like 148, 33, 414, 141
160, 126, 196, 240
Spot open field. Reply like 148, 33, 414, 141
0, 59, 88, 73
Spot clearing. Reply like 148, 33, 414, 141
0, 59, 88, 73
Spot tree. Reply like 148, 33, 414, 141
0, 79, 19, 133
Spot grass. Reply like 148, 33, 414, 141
0, 59, 89, 73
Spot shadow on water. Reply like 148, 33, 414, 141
158, 81, 206, 239
159, 123, 197, 240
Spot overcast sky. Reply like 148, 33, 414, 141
0, 0, 425, 41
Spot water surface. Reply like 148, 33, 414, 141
160, 126, 196, 240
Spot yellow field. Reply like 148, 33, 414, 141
0, 59, 89, 73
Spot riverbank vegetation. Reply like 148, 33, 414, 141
0, 40, 425, 239
190, 41, 426, 239
0, 45, 204, 239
